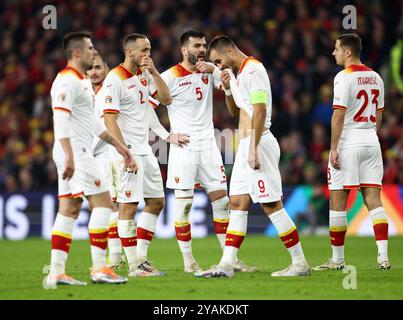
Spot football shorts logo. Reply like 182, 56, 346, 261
105, 95, 112, 104
201, 74, 209, 84
175, 177, 180, 184
125, 191, 132, 197
140, 78, 147, 86
94, 179, 101, 187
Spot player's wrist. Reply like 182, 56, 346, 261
224, 88, 232, 96
149, 67, 159, 76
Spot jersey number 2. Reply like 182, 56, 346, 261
354, 89, 379, 123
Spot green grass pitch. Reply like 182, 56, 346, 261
0, 235, 402, 300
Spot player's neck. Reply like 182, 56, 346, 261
122, 59, 139, 74
234, 52, 249, 73
93, 82, 102, 93
344, 58, 362, 68
67, 61, 85, 77
180, 60, 196, 72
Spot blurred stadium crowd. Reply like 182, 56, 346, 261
0, 0, 402, 192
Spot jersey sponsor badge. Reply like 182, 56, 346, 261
94, 179, 101, 187
125, 191, 132, 197
201, 73, 209, 85
175, 177, 180, 184
140, 78, 147, 86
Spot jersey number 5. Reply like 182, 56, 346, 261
139, 91, 145, 104
196, 87, 202, 100
354, 89, 379, 123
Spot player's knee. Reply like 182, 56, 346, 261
261, 200, 283, 215
147, 198, 165, 213
119, 203, 137, 217
59, 200, 81, 219
363, 197, 382, 211
208, 189, 227, 202
229, 196, 248, 211
362, 189, 382, 211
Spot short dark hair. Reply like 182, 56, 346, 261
123, 33, 147, 49
63, 31, 92, 60
338, 33, 362, 57
207, 35, 236, 55
180, 30, 205, 47
93, 54, 108, 67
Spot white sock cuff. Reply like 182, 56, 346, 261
228, 210, 248, 234
175, 198, 193, 222
267, 208, 287, 224
109, 211, 119, 225
329, 210, 347, 218
53, 214, 75, 234
118, 219, 136, 238
175, 189, 194, 198
212, 196, 229, 219
89, 207, 112, 230
229, 210, 248, 218
137, 211, 158, 232
369, 207, 385, 216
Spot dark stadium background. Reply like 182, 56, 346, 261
0, 0, 402, 239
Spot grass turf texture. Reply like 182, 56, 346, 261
0, 235, 402, 300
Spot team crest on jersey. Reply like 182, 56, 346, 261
201, 74, 209, 85
140, 78, 147, 86
105, 95, 112, 104
125, 191, 132, 197
94, 179, 101, 187
175, 177, 180, 184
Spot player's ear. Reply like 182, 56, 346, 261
181, 46, 187, 57
72, 47, 81, 58
345, 47, 351, 59
125, 46, 135, 57
226, 47, 234, 57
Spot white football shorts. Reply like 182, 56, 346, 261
114, 153, 164, 203
55, 156, 109, 198
167, 142, 227, 193
328, 145, 383, 190
230, 130, 283, 203
94, 153, 117, 201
